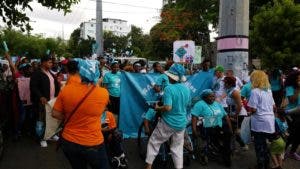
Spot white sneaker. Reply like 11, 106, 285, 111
40, 140, 48, 147
51, 135, 59, 141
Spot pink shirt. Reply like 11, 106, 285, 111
17, 77, 31, 105
42, 69, 55, 99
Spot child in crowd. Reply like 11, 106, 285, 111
269, 110, 289, 169
101, 109, 127, 169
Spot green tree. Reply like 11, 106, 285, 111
251, 0, 300, 69
148, 0, 218, 60
68, 28, 81, 56
103, 31, 128, 55
250, 0, 273, 20
68, 28, 95, 57
127, 25, 151, 57
0, 28, 68, 58
0, 0, 79, 31
149, 23, 174, 60
77, 36, 95, 57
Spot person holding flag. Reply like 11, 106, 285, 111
145, 63, 191, 169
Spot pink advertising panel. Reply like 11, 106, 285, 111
217, 37, 248, 51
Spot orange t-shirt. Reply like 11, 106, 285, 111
101, 111, 117, 130
53, 74, 109, 146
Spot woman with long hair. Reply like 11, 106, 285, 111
248, 70, 276, 169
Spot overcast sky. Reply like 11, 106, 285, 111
25, 0, 162, 39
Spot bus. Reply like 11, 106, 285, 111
114, 57, 147, 65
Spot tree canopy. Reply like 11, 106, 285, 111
0, 0, 79, 31
103, 31, 128, 55
68, 28, 96, 57
0, 29, 68, 58
127, 25, 151, 58
251, 0, 300, 69
67, 25, 150, 58
149, 0, 218, 59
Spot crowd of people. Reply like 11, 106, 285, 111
0, 52, 300, 169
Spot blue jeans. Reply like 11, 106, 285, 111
61, 138, 110, 169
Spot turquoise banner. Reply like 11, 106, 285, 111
119, 71, 214, 138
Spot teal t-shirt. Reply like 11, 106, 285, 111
275, 118, 288, 134
241, 82, 252, 100
143, 108, 156, 121
285, 86, 300, 109
191, 100, 227, 128
162, 83, 191, 131
270, 78, 281, 91
103, 71, 121, 97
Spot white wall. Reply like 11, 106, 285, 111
80, 18, 131, 39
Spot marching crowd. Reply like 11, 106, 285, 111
0, 52, 300, 169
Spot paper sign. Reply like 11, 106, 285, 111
173, 40, 195, 63
194, 46, 202, 64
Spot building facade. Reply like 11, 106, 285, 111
163, 0, 176, 6
80, 18, 131, 39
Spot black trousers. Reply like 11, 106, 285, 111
205, 127, 232, 166
252, 131, 272, 169
108, 96, 120, 116
286, 116, 300, 152
61, 138, 110, 169
103, 130, 124, 159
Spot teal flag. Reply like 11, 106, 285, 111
119, 70, 214, 138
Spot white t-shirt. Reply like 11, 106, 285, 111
235, 76, 243, 90
248, 88, 275, 133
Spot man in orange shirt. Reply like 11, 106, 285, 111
52, 60, 110, 169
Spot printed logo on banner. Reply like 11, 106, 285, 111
119, 71, 214, 138
173, 40, 195, 63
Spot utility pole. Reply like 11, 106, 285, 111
96, 0, 104, 56
217, 0, 249, 81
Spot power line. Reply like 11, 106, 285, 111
69, 4, 160, 14
80, 7, 160, 14
89, 0, 161, 10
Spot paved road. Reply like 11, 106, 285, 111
0, 136, 299, 169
